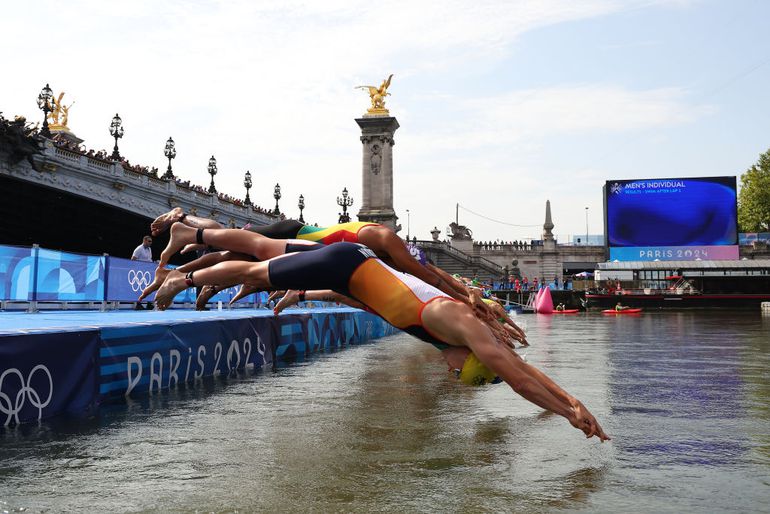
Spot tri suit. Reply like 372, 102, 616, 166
268, 242, 453, 349
243, 220, 378, 244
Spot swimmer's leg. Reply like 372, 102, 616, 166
159, 223, 200, 267
156, 260, 271, 310
151, 207, 224, 236
139, 251, 251, 302
138, 266, 171, 302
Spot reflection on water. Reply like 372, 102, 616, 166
1, 312, 769, 512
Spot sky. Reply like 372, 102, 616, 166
2, 0, 769, 243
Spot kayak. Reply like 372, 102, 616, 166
602, 308, 643, 314
553, 309, 579, 314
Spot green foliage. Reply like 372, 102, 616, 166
737, 148, 770, 232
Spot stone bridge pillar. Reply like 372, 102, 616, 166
356, 116, 399, 231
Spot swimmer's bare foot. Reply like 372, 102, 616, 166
273, 290, 300, 315
155, 269, 188, 310
138, 266, 171, 302
151, 207, 184, 237
181, 243, 206, 255
230, 284, 259, 305
196, 285, 219, 310
159, 222, 198, 267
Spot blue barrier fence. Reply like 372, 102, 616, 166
0, 243, 262, 304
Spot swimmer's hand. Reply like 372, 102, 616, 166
569, 401, 610, 442
273, 289, 299, 315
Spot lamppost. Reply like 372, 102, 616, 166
162, 137, 176, 180
273, 183, 281, 215
298, 194, 305, 223
36, 83, 53, 138
243, 170, 252, 205
207, 155, 217, 193
406, 209, 411, 241
109, 113, 124, 160
585, 206, 589, 246
337, 187, 353, 223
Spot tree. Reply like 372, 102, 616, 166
737, 148, 770, 232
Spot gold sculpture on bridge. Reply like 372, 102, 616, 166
47, 92, 75, 131
356, 74, 393, 116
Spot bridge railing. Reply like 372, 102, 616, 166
415, 240, 503, 273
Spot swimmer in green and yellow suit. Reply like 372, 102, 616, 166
152, 241, 608, 442
148, 209, 481, 314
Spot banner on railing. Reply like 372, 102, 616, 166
106, 257, 194, 303
0, 330, 98, 425
0, 245, 36, 301
34, 248, 106, 301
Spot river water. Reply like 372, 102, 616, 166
1, 311, 769, 512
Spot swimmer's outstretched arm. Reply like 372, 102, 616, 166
485, 300, 528, 345
422, 299, 609, 441
273, 289, 367, 314
427, 263, 473, 299
360, 229, 471, 305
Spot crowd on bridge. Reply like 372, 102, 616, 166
474, 240, 542, 251
47, 131, 276, 217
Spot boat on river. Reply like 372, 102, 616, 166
586, 259, 770, 309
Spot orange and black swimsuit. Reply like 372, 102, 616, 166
244, 220, 377, 244
268, 242, 452, 348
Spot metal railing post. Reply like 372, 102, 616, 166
29, 244, 40, 313
102, 253, 110, 312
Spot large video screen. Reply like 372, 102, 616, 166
604, 176, 738, 261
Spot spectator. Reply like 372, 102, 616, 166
131, 235, 154, 262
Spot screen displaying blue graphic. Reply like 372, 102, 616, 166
605, 176, 738, 247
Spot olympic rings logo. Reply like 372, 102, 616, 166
128, 269, 152, 292
0, 366, 54, 426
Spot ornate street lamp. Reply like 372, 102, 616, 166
337, 187, 353, 223
298, 194, 305, 223
244, 170, 252, 205
109, 113, 124, 160
273, 183, 282, 215
162, 137, 176, 180
36, 83, 54, 138
207, 155, 218, 193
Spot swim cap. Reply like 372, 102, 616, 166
457, 352, 502, 386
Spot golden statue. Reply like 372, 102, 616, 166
48, 92, 75, 130
356, 74, 393, 116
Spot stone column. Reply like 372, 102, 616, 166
539, 200, 562, 283
356, 116, 399, 231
